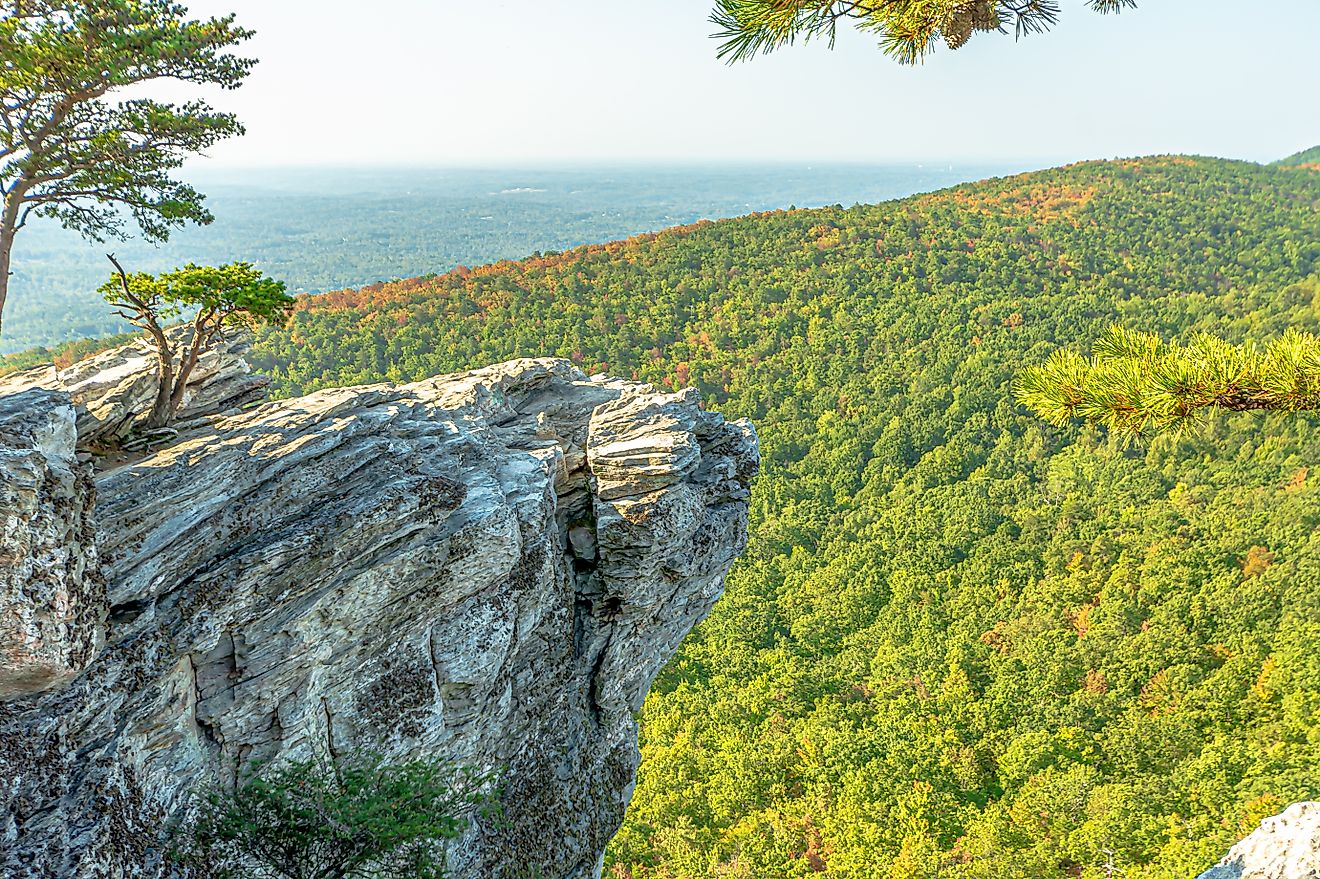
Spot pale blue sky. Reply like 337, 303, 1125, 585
167, 0, 1318, 167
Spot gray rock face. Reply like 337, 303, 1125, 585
0, 391, 104, 700
0, 353, 757, 878
1199, 802, 1320, 879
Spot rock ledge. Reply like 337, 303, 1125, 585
0, 349, 757, 879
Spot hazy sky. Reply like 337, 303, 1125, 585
166, 0, 1317, 167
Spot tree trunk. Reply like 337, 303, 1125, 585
144, 328, 176, 430
0, 176, 30, 343
0, 223, 15, 341
167, 321, 210, 421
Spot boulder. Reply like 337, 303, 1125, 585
0, 389, 104, 700
0, 329, 269, 448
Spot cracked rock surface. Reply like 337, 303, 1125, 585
0, 349, 757, 879
0, 390, 104, 701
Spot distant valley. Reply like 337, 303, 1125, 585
1, 162, 1021, 354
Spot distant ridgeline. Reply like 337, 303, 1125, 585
1276, 145, 1320, 167
10, 155, 1320, 877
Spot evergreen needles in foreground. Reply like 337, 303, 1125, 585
710, 0, 1135, 65
1017, 326, 1320, 436
174, 753, 495, 879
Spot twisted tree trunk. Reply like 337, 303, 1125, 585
0, 202, 20, 341
166, 315, 215, 421
0, 235, 11, 341
143, 326, 177, 430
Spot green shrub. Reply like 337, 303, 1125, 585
174, 752, 495, 879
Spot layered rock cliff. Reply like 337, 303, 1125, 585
0, 329, 268, 448
0, 390, 103, 699
0, 343, 758, 878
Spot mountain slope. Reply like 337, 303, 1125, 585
241, 155, 1320, 879
13, 155, 1320, 878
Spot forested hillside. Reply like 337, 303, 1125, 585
12, 156, 1320, 877
238, 155, 1320, 878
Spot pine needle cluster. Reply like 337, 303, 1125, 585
710, 0, 1135, 65
1016, 326, 1320, 436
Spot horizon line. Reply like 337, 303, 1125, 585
178, 148, 1296, 173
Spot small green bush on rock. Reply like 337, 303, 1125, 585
174, 752, 495, 879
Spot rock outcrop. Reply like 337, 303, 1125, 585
0, 348, 757, 878
0, 391, 103, 700
1199, 802, 1320, 879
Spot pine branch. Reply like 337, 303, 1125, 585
1016, 326, 1320, 436
711, 0, 1135, 64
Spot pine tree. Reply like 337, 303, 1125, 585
101, 256, 292, 428
710, 0, 1136, 65
0, 0, 256, 338
1016, 325, 1320, 436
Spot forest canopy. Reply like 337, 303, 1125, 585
230, 155, 1319, 878
1276, 145, 1320, 167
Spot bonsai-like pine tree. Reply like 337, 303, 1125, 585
175, 753, 494, 879
101, 255, 292, 429
711, 0, 1135, 64
0, 0, 257, 338
1016, 325, 1320, 436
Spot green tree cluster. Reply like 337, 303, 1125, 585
175, 753, 492, 879
101, 257, 291, 428
1275, 146, 1320, 167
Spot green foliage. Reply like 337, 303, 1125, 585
14, 155, 1320, 877
1017, 326, 1320, 436
174, 753, 493, 879
100, 260, 293, 327
710, 0, 1135, 64
0, 0, 255, 334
